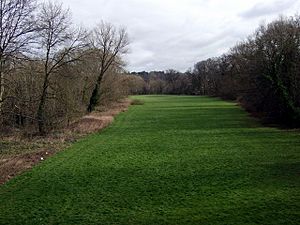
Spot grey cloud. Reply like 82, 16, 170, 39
127, 23, 243, 71
240, 0, 298, 19
62, 0, 300, 72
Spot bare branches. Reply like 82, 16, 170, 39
0, 0, 131, 134
35, 1, 87, 134
0, 0, 36, 115
87, 21, 129, 112
36, 1, 87, 75
0, 0, 36, 59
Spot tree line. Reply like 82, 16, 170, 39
132, 15, 300, 127
0, 0, 144, 135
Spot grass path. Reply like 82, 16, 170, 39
0, 95, 299, 225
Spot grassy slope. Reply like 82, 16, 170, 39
0, 95, 299, 225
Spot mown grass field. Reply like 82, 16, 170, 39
0, 95, 299, 225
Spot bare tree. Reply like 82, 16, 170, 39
36, 1, 86, 134
87, 21, 129, 112
0, 0, 36, 117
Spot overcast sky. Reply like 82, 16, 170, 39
62, 0, 300, 72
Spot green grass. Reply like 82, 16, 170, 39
0, 95, 299, 225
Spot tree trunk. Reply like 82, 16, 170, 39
0, 71, 4, 113
37, 73, 49, 135
37, 91, 47, 135
87, 82, 100, 113
87, 73, 103, 113
0, 60, 5, 125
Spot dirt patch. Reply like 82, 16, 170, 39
65, 98, 132, 136
67, 116, 114, 134
0, 98, 133, 185
0, 149, 55, 184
